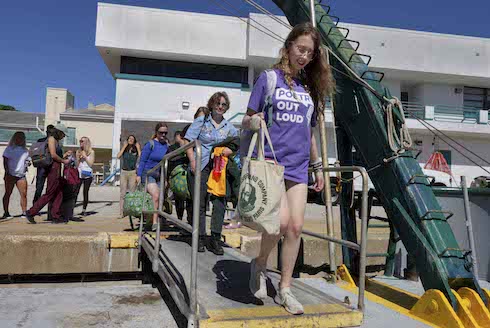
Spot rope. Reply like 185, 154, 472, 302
383, 97, 412, 153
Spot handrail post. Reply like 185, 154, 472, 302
357, 167, 368, 312
153, 159, 168, 272
461, 176, 479, 278
311, 0, 337, 276
189, 140, 202, 324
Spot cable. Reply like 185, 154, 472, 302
207, 0, 284, 43
408, 113, 490, 175
409, 112, 490, 167
222, 0, 286, 42
243, 0, 388, 103
244, 0, 292, 30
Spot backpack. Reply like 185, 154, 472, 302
64, 165, 81, 185
170, 164, 190, 199
263, 69, 277, 128
29, 139, 52, 168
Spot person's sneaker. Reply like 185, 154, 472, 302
274, 287, 304, 315
70, 217, 85, 222
151, 223, 158, 232
1, 212, 13, 220
80, 210, 86, 216
206, 235, 224, 255
25, 213, 36, 224
20, 212, 27, 219
249, 259, 267, 300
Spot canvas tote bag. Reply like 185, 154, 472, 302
238, 120, 284, 235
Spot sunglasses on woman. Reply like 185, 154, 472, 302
217, 102, 228, 109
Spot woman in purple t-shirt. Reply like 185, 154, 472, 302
242, 22, 335, 315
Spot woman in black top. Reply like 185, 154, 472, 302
117, 135, 141, 217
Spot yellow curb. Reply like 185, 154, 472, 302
201, 304, 362, 328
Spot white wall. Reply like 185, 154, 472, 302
96, 3, 248, 66
61, 119, 113, 149
114, 78, 251, 123
417, 83, 463, 107
344, 22, 490, 80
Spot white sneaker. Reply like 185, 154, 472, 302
249, 259, 267, 299
274, 287, 304, 315
21, 212, 27, 219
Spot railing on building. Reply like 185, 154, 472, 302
402, 102, 488, 125
402, 102, 425, 119
434, 104, 480, 123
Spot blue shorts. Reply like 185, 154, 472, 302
142, 173, 161, 187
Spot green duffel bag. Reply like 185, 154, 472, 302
123, 188, 155, 218
170, 164, 190, 199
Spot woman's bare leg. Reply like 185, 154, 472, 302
146, 183, 160, 225
278, 181, 307, 289
255, 187, 289, 268
16, 178, 28, 213
2, 176, 16, 214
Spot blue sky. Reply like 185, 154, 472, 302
1, 0, 489, 113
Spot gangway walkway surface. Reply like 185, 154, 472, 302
140, 232, 363, 327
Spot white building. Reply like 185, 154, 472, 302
95, 3, 490, 186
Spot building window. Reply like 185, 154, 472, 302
439, 150, 452, 167
464, 87, 490, 110
120, 57, 249, 87
65, 127, 76, 145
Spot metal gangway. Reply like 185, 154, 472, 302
136, 140, 369, 328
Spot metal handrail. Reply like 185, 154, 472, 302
302, 165, 368, 313
139, 140, 202, 326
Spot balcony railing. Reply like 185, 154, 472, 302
434, 105, 480, 123
402, 102, 487, 125
402, 102, 425, 119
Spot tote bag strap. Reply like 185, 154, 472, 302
245, 120, 279, 164
260, 120, 279, 163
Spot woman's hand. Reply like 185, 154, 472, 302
250, 113, 264, 131
64, 150, 73, 158
221, 147, 233, 157
313, 171, 325, 192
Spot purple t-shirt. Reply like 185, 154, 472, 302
247, 69, 316, 184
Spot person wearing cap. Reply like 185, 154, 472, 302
25, 124, 72, 224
